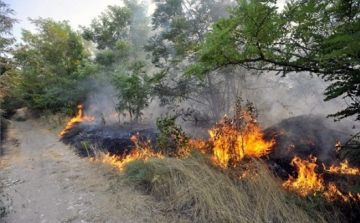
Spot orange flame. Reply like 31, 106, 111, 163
59, 104, 95, 138
282, 155, 325, 196
323, 182, 360, 202
100, 150, 140, 171
94, 135, 163, 171
324, 160, 360, 175
322, 160, 360, 202
209, 111, 275, 167
324, 182, 349, 202
283, 156, 360, 201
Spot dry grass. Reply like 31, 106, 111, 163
123, 154, 341, 223
89, 159, 184, 223
37, 112, 70, 133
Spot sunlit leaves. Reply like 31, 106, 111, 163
194, 0, 360, 121
81, 5, 132, 50
12, 18, 89, 113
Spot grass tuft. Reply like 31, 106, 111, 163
124, 155, 338, 223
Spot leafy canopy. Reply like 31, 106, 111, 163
189, 0, 360, 121
0, 0, 18, 75
81, 1, 152, 121
112, 61, 152, 122
145, 0, 236, 119
13, 18, 90, 113
81, 0, 150, 67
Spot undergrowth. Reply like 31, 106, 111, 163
124, 154, 340, 223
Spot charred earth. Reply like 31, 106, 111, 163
61, 123, 158, 157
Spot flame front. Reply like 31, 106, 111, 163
283, 156, 360, 201
324, 160, 360, 175
209, 111, 275, 167
100, 150, 141, 172
282, 155, 325, 196
324, 182, 349, 202
95, 135, 163, 171
59, 104, 95, 138
61, 105, 360, 203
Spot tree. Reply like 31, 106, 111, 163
112, 61, 151, 122
190, 0, 360, 121
0, 1, 18, 141
147, 0, 232, 65
81, 0, 150, 67
0, 0, 18, 75
81, 1, 153, 122
146, 0, 235, 120
13, 18, 90, 113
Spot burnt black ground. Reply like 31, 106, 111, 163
61, 123, 158, 157
264, 115, 353, 165
59, 115, 360, 223
61, 115, 354, 164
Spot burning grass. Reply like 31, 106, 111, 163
59, 105, 95, 137
60, 101, 360, 222
283, 155, 325, 196
324, 160, 360, 175
209, 111, 275, 168
94, 147, 163, 172
124, 155, 334, 223
282, 155, 360, 206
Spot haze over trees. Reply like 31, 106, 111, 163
189, 0, 360, 122
1, 1, 360, 222
1, 0, 359, 127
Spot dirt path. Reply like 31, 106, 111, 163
0, 120, 163, 223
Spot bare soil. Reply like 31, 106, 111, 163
0, 120, 167, 223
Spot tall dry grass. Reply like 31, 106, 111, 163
124, 154, 341, 223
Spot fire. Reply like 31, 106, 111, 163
323, 182, 360, 202
209, 111, 275, 167
324, 182, 349, 202
322, 160, 360, 202
59, 104, 95, 137
283, 155, 360, 201
282, 155, 325, 196
95, 135, 163, 171
100, 150, 140, 172
324, 160, 360, 175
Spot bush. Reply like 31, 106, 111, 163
155, 114, 189, 157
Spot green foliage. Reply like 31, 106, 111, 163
0, 1, 19, 129
123, 159, 154, 192
193, 0, 360, 121
11, 18, 90, 114
112, 61, 151, 122
81, 1, 150, 66
81, 1, 152, 119
155, 114, 189, 156
0, 69, 25, 117
146, 0, 238, 119
81, 5, 132, 50
0, 1, 18, 75
147, 0, 232, 66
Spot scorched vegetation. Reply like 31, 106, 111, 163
1, 0, 360, 222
